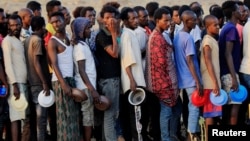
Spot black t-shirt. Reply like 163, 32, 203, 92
95, 29, 121, 79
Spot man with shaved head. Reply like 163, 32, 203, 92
200, 14, 222, 139
173, 10, 203, 141
18, 8, 33, 42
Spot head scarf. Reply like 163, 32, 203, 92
72, 17, 91, 44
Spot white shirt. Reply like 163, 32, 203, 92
73, 41, 97, 90
2, 35, 27, 84
134, 26, 148, 52
134, 26, 148, 72
120, 27, 146, 93
163, 30, 173, 46
239, 20, 250, 74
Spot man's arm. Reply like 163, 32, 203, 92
47, 39, 72, 96
125, 66, 137, 92
225, 41, 238, 91
186, 55, 203, 96
203, 45, 220, 95
78, 60, 99, 102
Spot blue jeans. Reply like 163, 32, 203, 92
185, 87, 200, 133
30, 86, 48, 141
160, 97, 182, 141
98, 77, 120, 141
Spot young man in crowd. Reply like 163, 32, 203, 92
95, 5, 120, 141
44, 0, 62, 48
72, 17, 99, 141
18, 8, 33, 42
219, 1, 242, 125
47, 12, 80, 140
200, 15, 222, 139
80, 6, 98, 66
146, 7, 181, 141
24, 16, 51, 141
2, 14, 29, 141
173, 10, 203, 141
26, 1, 42, 17
61, 6, 71, 27
145, 2, 159, 31
133, 6, 149, 72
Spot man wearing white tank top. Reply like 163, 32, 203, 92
47, 11, 81, 141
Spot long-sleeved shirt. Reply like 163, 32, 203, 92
2, 35, 27, 84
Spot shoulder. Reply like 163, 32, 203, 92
202, 35, 215, 46
96, 30, 106, 37
47, 36, 59, 49
2, 35, 10, 42
222, 23, 236, 31
2, 36, 12, 46
29, 35, 42, 42
150, 31, 162, 41
121, 29, 132, 39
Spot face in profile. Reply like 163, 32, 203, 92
126, 11, 138, 30
62, 8, 71, 25
85, 10, 96, 26
207, 18, 220, 35
186, 14, 197, 29
83, 23, 92, 39
138, 10, 149, 27
172, 10, 181, 25
157, 13, 171, 31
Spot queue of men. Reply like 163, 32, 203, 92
0, 0, 250, 141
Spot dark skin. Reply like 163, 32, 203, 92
47, 15, 72, 97
123, 11, 139, 91
137, 10, 149, 27
202, 16, 221, 138
102, 12, 119, 58
6, 18, 23, 141
32, 26, 50, 96
203, 16, 220, 96
223, 4, 241, 125
155, 13, 171, 33
76, 22, 99, 141
8, 18, 22, 100
225, 4, 241, 92
182, 11, 203, 96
